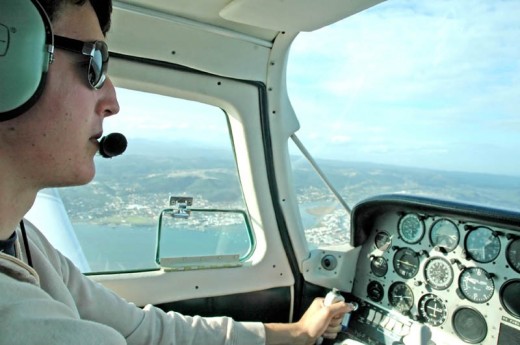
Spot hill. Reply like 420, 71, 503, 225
59, 141, 520, 224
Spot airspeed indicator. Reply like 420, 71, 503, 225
459, 267, 494, 303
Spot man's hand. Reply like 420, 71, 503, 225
265, 297, 353, 345
297, 298, 351, 344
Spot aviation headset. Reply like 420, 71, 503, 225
0, 0, 54, 121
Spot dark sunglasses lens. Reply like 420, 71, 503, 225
88, 42, 108, 89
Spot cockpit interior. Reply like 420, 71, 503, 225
8, 0, 518, 344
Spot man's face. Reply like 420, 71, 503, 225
1, 2, 119, 188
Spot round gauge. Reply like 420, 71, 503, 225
367, 280, 384, 302
375, 231, 392, 251
430, 219, 460, 252
389, 282, 414, 313
393, 248, 420, 279
459, 267, 495, 303
506, 238, 520, 273
452, 307, 487, 344
419, 294, 447, 326
424, 257, 454, 290
464, 227, 501, 263
371, 256, 388, 277
500, 279, 520, 318
398, 213, 425, 244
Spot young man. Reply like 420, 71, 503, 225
0, 0, 351, 344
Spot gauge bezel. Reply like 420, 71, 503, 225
458, 266, 495, 303
370, 256, 388, 277
452, 307, 487, 344
424, 257, 454, 290
375, 231, 392, 251
505, 238, 520, 273
388, 281, 414, 313
464, 226, 501, 263
418, 293, 447, 326
393, 247, 420, 279
499, 279, 520, 318
367, 280, 385, 302
398, 213, 426, 244
429, 218, 460, 252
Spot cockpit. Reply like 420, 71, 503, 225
17, 0, 520, 344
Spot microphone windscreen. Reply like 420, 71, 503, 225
99, 132, 127, 158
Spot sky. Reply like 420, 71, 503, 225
107, 0, 520, 177
287, 0, 520, 176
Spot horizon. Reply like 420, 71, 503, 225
106, 0, 520, 177
102, 137, 520, 179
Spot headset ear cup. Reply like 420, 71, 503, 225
0, 0, 53, 121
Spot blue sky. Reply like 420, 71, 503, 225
108, 0, 520, 177
287, 0, 520, 176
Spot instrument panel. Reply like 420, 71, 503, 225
343, 195, 520, 345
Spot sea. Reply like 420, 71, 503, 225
72, 202, 330, 273
73, 222, 252, 273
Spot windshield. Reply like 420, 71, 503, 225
287, 0, 520, 212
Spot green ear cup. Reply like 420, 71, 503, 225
0, 0, 53, 121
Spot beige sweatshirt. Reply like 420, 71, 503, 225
0, 222, 265, 344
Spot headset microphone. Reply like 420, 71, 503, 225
99, 133, 127, 158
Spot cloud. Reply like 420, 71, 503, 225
107, 0, 520, 177
330, 135, 352, 143
107, 88, 229, 144
287, 0, 520, 175
492, 119, 520, 132
291, 0, 520, 105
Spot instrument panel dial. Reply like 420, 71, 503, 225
430, 218, 460, 252
459, 267, 494, 303
398, 213, 425, 244
367, 280, 384, 302
418, 294, 447, 326
506, 238, 520, 273
465, 226, 501, 263
452, 307, 488, 343
393, 247, 420, 279
389, 282, 414, 313
424, 257, 454, 290
374, 231, 392, 251
500, 279, 520, 318
370, 256, 388, 277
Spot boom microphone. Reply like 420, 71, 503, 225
98, 132, 127, 158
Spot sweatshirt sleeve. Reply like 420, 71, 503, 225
0, 269, 127, 345
127, 305, 265, 345
23, 224, 266, 345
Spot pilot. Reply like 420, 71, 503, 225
0, 0, 351, 344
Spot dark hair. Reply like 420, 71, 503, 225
38, 0, 112, 35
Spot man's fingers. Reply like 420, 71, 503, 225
327, 301, 351, 315
328, 317, 342, 327
331, 314, 343, 320
322, 331, 340, 339
325, 323, 342, 334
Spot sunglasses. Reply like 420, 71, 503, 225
53, 35, 108, 90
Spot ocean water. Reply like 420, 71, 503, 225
73, 223, 251, 273
72, 202, 340, 273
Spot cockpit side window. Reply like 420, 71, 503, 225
59, 88, 254, 273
